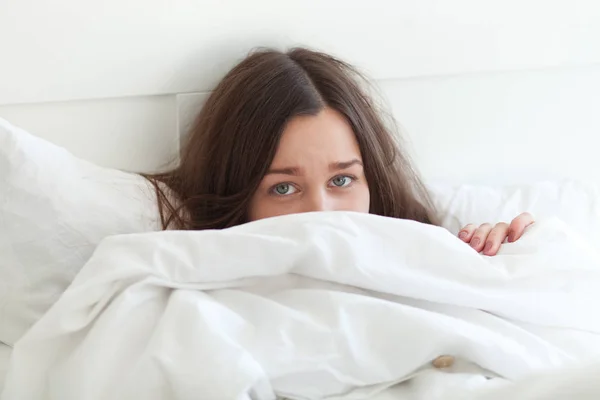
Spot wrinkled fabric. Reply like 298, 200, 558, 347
0, 118, 160, 346
3, 212, 600, 400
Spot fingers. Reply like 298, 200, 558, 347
459, 213, 535, 256
458, 224, 477, 242
469, 223, 493, 252
508, 212, 535, 242
482, 222, 509, 256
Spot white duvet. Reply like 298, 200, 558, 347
3, 212, 600, 400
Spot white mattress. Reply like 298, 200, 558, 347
0, 342, 12, 391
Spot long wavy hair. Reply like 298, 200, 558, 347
146, 47, 437, 230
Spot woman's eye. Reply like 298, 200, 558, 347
272, 183, 297, 196
330, 175, 353, 187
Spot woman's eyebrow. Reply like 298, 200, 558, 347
265, 166, 301, 176
329, 159, 363, 171
266, 159, 362, 175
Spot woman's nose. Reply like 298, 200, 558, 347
303, 190, 333, 213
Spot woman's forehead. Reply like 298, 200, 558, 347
273, 108, 361, 165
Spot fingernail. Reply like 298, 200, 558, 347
484, 241, 492, 253
470, 238, 480, 248
508, 232, 515, 242
459, 231, 467, 239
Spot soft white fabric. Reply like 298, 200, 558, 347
454, 360, 600, 400
4, 212, 600, 400
0, 343, 11, 394
371, 360, 600, 400
0, 118, 161, 346
429, 180, 600, 238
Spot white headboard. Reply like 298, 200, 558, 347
1, 0, 599, 184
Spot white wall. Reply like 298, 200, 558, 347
2, 0, 599, 105
384, 65, 600, 185
0, 97, 178, 172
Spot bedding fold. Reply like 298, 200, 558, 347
3, 212, 600, 400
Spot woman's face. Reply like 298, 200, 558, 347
248, 107, 370, 221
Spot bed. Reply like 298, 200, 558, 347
1, 0, 600, 398
0, 344, 9, 390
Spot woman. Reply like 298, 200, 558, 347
148, 47, 534, 256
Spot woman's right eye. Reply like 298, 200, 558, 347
271, 183, 297, 196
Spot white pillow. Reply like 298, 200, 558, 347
429, 180, 600, 239
0, 118, 161, 346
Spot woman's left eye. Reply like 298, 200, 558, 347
330, 175, 353, 187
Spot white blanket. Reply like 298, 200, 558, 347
3, 212, 600, 400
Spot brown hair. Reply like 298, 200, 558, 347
147, 47, 438, 230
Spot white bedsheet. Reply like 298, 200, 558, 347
0, 344, 11, 393
3, 212, 600, 400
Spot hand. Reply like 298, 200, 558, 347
458, 212, 535, 256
